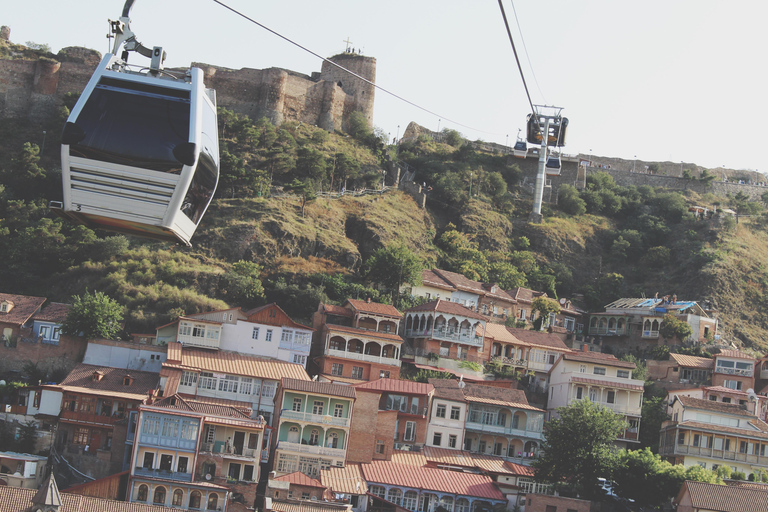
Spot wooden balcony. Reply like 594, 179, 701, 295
60, 410, 122, 427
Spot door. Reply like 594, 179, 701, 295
233, 431, 245, 455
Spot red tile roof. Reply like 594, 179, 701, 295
505, 328, 571, 352
57, 363, 159, 401
670, 420, 768, 440
281, 378, 357, 399
484, 323, 529, 345
406, 299, 487, 321
462, 383, 529, 405
427, 269, 517, 303
162, 343, 310, 382
562, 351, 636, 369
716, 349, 755, 361
354, 378, 434, 395
320, 464, 368, 495
677, 395, 758, 417
507, 287, 547, 304
678, 480, 768, 512
361, 460, 505, 500
273, 471, 326, 489
325, 324, 404, 343
149, 394, 252, 418
428, 379, 466, 402
270, 499, 351, 512
322, 304, 354, 318
571, 376, 644, 392
0, 293, 46, 326
0, 484, 180, 512
346, 299, 402, 318
32, 302, 71, 323
421, 446, 524, 476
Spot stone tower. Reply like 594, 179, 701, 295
319, 53, 376, 129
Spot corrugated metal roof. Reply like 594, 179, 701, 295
354, 378, 434, 395
321, 464, 368, 495
281, 378, 357, 398
162, 345, 310, 382
571, 376, 644, 391
680, 480, 768, 512
361, 461, 505, 500
390, 450, 428, 466
670, 353, 714, 369
668, 420, 768, 440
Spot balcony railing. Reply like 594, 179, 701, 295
177, 334, 219, 349
60, 410, 122, 427
276, 441, 346, 458
327, 348, 401, 367
619, 428, 639, 441
133, 467, 193, 482
715, 367, 753, 377
200, 442, 258, 458
280, 409, 351, 427
660, 444, 767, 465
404, 328, 483, 347
491, 356, 527, 367
642, 330, 659, 338
279, 340, 311, 351
588, 327, 628, 336
464, 420, 544, 440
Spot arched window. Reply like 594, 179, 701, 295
309, 429, 319, 445
455, 498, 469, 512
189, 491, 202, 509
608, 318, 616, 329
590, 317, 598, 328
440, 496, 454, 512
172, 489, 184, 506
207, 493, 219, 510
153, 486, 166, 505
137, 484, 148, 502
403, 491, 418, 510
387, 488, 402, 505
327, 432, 339, 448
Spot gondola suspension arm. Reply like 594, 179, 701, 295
109, 0, 166, 72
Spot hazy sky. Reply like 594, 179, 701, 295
5, 0, 767, 171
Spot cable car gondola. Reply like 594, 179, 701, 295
545, 153, 562, 176
51, 0, 219, 246
512, 139, 528, 158
526, 113, 568, 147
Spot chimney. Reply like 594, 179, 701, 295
367, 297, 371, 303
583, 344, 589, 352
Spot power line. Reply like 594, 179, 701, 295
210, 0, 496, 135
497, 0, 537, 117
509, 0, 547, 104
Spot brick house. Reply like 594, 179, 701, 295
712, 349, 756, 392
311, 300, 404, 383
266, 471, 331, 501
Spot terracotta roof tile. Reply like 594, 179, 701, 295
420, 270, 457, 291
716, 349, 756, 361
0, 293, 46, 326
669, 420, 768, 440
505, 328, 570, 351
0, 485, 180, 512
273, 471, 326, 488
354, 378, 434, 395
362, 460, 505, 500
484, 323, 529, 346
149, 394, 252, 418
281, 378, 356, 399
325, 324, 404, 343
57, 363, 159, 400
32, 302, 71, 323
346, 299, 402, 318
462, 383, 529, 406
677, 395, 757, 417
318, 374, 367, 385
703, 386, 750, 396
390, 450, 428, 466
162, 343, 310, 382
670, 353, 714, 369
679, 480, 768, 512
429, 269, 516, 302
406, 299, 487, 321
506, 287, 547, 304
322, 304, 354, 317
571, 376, 644, 392
421, 446, 524, 476
270, 499, 351, 512
428, 379, 466, 402
321, 463, 368, 495
562, 351, 636, 369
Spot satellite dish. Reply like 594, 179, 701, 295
205, 473, 212, 481
559, 298, 566, 305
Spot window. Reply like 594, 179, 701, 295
593, 367, 606, 375
292, 398, 302, 412
334, 404, 344, 418
159, 454, 173, 471
281, 330, 294, 343
579, 364, 587, 373
693, 434, 701, 447
161, 418, 179, 438
617, 369, 630, 378
379, 370, 390, 379
277, 453, 298, 473
449, 434, 457, 448
137, 484, 148, 502
177, 456, 188, 473
261, 381, 276, 398
74, 427, 89, 445
678, 432, 686, 445
243, 465, 254, 481
192, 325, 205, 338
313, 401, 324, 415
189, 491, 202, 509
265, 329, 273, 342
293, 354, 307, 365
219, 375, 239, 393
376, 440, 385, 454
302, 492, 310, 500
724, 380, 743, 390
229, 462, 241, 480
153, 486, 166, 505
404, 421, 416, 442
207, 493, 218, 511
450, 406, 461, 420
723, 397, 732, 403
576, 387, 584, 399
436, 404, 446, 418
387, 488, 402, 506
143, 452, 155, 469
433, 432, 442, 446
172, 489, 184, 506
351, 366, 363, 379
589, 388, 597, 401
331, 363, 343, 376
370, 486, 386, 499
403, 491, 418, 510
240, 377, 253, 395
410, 397, 420, 415
607, 391, 615, 404
496, 411, 506, 426
40, 325, 51, 339
199, 372, 216, 390
309, 429, 319, 445
252, 327, 259, 339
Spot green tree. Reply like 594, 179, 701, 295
224, 261, 265, 307
61, 290, 124, 340
659, 313, 693, 343
284, 178, 316, 218
638, 395, 668, 452
531, 297, 560, 330
365, 244, 424, 303
533, 400, 626, 500
16, 421, 37, 454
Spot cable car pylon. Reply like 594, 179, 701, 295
526, 105, 568, 223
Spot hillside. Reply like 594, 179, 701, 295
1, 39, 768, 356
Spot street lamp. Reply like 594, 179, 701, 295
633, 155, 636, 173
437, 119, 441, 133
41, 130, 46, 154
680, 161, 683, 175
469, 171, 473, 199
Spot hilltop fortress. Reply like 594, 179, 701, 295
0, 26, 375, 132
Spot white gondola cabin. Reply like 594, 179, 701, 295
513, 139, 528, 158
545, 154, 562, 176
52, 3, 218, 246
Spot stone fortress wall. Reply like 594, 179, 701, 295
0, 26, 376, 132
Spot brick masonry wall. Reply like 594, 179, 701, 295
347, 392, 397, 464
0, 331, 87, 377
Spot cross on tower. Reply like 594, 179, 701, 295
343, 37, 353, 52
